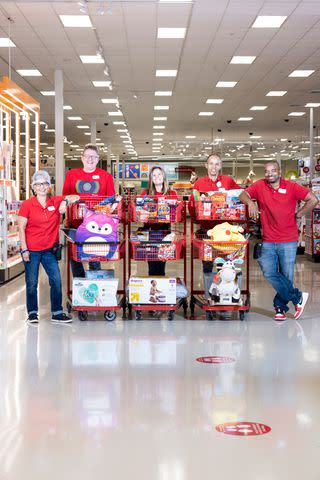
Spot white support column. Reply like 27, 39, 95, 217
54, 68, 64, 194
115, 154, 120, 194
106, 149, 111, 174
309, 107, 314, 179
91, 118, 97, 145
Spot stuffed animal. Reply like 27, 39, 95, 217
207, 222, 245, 242
75, 210, 119, 259
209, 258, 243, 305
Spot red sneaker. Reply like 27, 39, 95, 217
274, 307, 286, 321
294, 292, 309, 320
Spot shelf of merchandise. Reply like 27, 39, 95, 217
304, 179, 320, 262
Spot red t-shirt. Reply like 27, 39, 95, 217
189, 175, 240, 219
18, 196, 64, 251
246, 178, 309, 242
62, 167, 115, 197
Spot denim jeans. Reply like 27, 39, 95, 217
257, 242, 302, 312
24, 250, 63, 315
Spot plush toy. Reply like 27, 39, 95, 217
75, 210, 119, 259
207, 222, 245, 242
209, 257, 243, 305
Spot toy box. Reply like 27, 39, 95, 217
128, 276, 176, 304
72, 278, 118, 307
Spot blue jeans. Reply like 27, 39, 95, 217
24, 250, 63, 315
257, 242, 302, 312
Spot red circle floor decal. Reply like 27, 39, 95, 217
216, 422, 271, 436
196, 356, 236, 364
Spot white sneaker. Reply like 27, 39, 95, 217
294, 292, 309, 320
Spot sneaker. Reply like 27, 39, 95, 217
51, 313, 73, 323
274, 307, 286, 321
294, 292, 309, 320
27, 313, 38, 324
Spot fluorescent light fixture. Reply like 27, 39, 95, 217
252, 16, 287, 28
84, 132, 91, 136
117, 129, 128, 132
156, 70, 177, 77
68, 116, 82, 120
288, 112, 306, 116
153, 117, 167, 120
154, 106, 169, 110
280, 138, 288, 141
0, 38, 16, 47
120, 135, 130, 138
157, 28, 186, 39
153, 138, 163, 141
40, 91, 55, 96
93, 81, 112, 87
101, 98, 119, 104
216, 81, 237, 88
155, 91, 172, 96
63, 105, 72, 110
199, 112, 214, 116
108, 111, 123, 116
59, 15, 92, 27
153, 125, 166, 129
40, 143, 48, 146
289, 70, 315, 78
250, 105, 267, 110
80, 55, 104, 64
153, 132, 164, 136
206, 99, 224, 104
266, 91, 287, 96
186, 135, 196, 138
113, 121, 126, 125
305, 103, 320, 107
230, 56, 256, 64
250, 135, 261, 139
77, 125, 90, 129
16, 69, 42, 77
238, 117, 253, 121
45, 129, 55, 132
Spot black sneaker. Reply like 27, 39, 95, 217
274, 307, 286, 321
27, 313, 38, 324
51, 313, 72, 323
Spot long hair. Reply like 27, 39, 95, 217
147, 166, 169, 195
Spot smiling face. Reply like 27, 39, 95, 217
206, 155, 221, 180
81, 148, 100, 173
151, 168, 164, 188
264, 162, 281, 186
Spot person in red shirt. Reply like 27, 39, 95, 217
18, 170, 77, 324
63, 144, 115, 278
141, 166, 177, 276
239, 161, 318, 321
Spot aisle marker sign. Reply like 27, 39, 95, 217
216, 421, 271, 436
196, 356, 236, 364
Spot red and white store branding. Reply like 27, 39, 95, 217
196, 356, 236, 364
216, 421, 271, 436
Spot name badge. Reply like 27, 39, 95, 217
278, 188, 287, 194
92, 175, 100, 180
216, 181, 222, 188
218, 188, 226, 192
47, 206, 55, 211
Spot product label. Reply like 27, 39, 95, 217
47, 206, 55, 211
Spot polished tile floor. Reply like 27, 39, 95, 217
0, 252, 320, 480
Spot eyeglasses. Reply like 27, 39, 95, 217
33, 182, 49, 188
83, 154, 99, 160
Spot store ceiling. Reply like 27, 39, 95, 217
0, 0, 320, 163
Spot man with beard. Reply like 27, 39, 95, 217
239, 161, 318, 321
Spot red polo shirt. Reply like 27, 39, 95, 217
246, 178, 309, 242
62, 167, 115, 197
18, 196, 64, 251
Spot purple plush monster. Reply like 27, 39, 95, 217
75, 210, 119, 259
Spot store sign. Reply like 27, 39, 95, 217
196, 356, 236, 364
216, 421, 271, 436
175, 166, 194, 173
303, 166, 310, 173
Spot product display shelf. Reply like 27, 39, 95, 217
128, 195, 188, 321
305, 179, 320, 262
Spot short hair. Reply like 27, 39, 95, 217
206, 153, 221, 164
147, 166, 169, 195
83, 144, 99, 155
31, 170, 51, 187
265, 161, 280, 169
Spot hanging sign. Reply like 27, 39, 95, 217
216, 421, 271, 436
196, 356, 236, 364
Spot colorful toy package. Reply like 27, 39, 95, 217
72, 278, 118, 306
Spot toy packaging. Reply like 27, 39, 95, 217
128, 277, 176, 304
194, 188, 245, 220
72, 278, 118, 307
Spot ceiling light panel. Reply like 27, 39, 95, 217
289, 70, 315, 78
68, 116, 82, 120
199, 112, 214, 116
252, 16, 287, 28
59, 15, 92, 28
154, 106, 169, 110
77, 125, 90, 129
153, 117, 167, 120
230, 56, 256, 64
266, 91, 287, 96
63, 105, 72, 110
101, 98, 119, 104
288, 112, 306, 116
157, 28, 186, 39
93, 81, 112, 87
108, 111, 123, 116
206, 99, 224, 104
155, 91, 172, 96
16, 69, 42, 76
216, 81, 237, 88
305, 103, 320, 107
80, 55, 104, 64
238, 117, 253, 121
0, 38, 16, 47
40, 91, 55, 96
156, 70, 177, 77
250, 106, 267, 110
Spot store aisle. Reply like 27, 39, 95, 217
0, 255, 320, 480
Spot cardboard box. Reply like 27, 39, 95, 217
72, 278, 118, 307
128, 276, 176, 304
